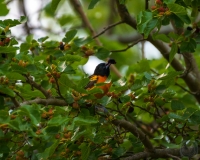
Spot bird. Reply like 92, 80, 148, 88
84, 59, 116, 98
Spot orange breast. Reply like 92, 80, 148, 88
95, 76, 111, 98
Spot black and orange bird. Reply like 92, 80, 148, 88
84, 59, 116, 98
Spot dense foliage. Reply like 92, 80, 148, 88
0, 0, 200, 159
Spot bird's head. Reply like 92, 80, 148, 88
93, 59, 116, 77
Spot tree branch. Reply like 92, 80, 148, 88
112, 119, 154, 152
115, 0, 200, 103
110, 38, 144, 52
123, 148, 180, 160
93, 21, 124, 39
20, 98, 67, 106
24, 75, 51, 99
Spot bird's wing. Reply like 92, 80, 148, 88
84, 75, 98, 89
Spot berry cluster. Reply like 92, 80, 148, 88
151, 0, 171, 16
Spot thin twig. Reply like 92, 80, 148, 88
111, 38, 144, 52
93, 21, 124, 39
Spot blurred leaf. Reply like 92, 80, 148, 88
79, 143, 91, 160
0, 46, 18, 53
20, 16, 27, 23
171, 100, 185, 110
38, 36, 49, 43
73, 37, 93, 47
20, 105, 41, 126
47, 115, 69, 126
64, 29, 78, 43
37, 141, 59, 159
44, 126, 61, 134
0, 96, 4, 110
168, 113, 184, 120
159, 71, 182, 80
0, 85, 15, 97
96, 47, 110, 60
88, 0, 100, 9
63, 65, 76, 74
74, 116, 98, 125
190, 111, 200, 124
0, 2, 9, 16
6, 72, 26, 81
51, 0, 61, 12
169, 43, 178, 62
0, 19, 21, 28
153, 34, 171, 43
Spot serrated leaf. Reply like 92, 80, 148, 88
64, 29, 77, 43
88, 0, 100, 9
167, 3, 187, 15
180, 38, 196, 53
169, 43, 178, 62
96, 48, 110, 60
137, 11, 158, 38
171, 100, 185, 110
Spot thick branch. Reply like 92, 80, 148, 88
124, 148, 180, 160
115, 0, 200, 103
21, 98, 67, 106
112, 119, 154, 152
25, 76, 51, 99
69, 0, 101, 45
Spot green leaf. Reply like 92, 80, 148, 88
190, 111, 200, 124
167, 3, 191, 24
79, 143, 91, 160
0, 46, 18, 53
0, 96, 4, 110
44, 125, 61, 134
19, 105, 41, 126
6, 72, 26, 81
180, 38, 196, 53
20, 16, 27, 23
37, 141, 59, 159
0, 19, 21, 28
73, 37, 93, 47
26, 34, 33, 43
169, 43, 178, 62
113, 147, 126, 157
159, 71, 182, 80
88, 0, 100, 9
63, 65, 76, 74
47, 115, 69, 126
0, 2, 9, 16
137, 11, 158, 38
171, 100, 185, 110
168, 113, 184, 120
0, 85, 15, 97
96, 48, 110, 60
64, 29, 78, 43
51, 0, 61, 12
153, 34, 171, 43
167, 3, 187, 15
38, 36, 49, 42
74, 116, 98, 125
